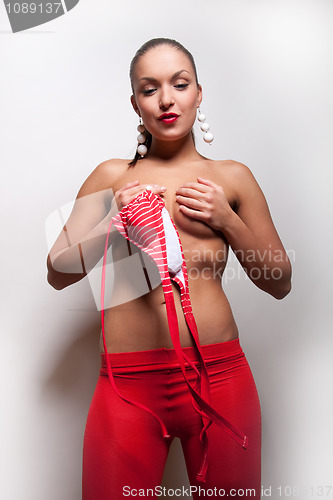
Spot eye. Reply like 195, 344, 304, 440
142, 88, 156, 95
142, 83, 189, 95
175, 83, 189, 90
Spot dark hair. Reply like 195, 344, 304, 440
128, 38, 199, 167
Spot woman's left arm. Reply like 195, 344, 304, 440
175, 162, 292, 299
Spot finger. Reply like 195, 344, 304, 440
116, 182, 139, 207
176, 195, 202, 210
119, 180, 140, 192
176, 187, 206, 199
178, 204, 206, 221
197, 177, 218, 188
177, 182, 209, 193
124, 183, 147, 197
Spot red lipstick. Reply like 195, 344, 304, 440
158, 113, 179, 124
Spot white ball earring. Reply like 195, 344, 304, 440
197, 108, 214, 144
137, 118, 148, 157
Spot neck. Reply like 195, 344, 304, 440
147, 132, 201, 163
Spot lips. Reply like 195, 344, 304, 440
158, 113, 179, 123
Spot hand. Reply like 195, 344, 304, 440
114, 181, 167, 210
175, 177, 234, 231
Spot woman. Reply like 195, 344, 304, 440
47, 38, 292, 499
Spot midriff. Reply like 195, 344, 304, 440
100, 258, 239, 354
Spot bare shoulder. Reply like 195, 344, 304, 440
210, 159, 255, 179
206, 159, 260, 207
212, 158, 262, 193
76, 158, 129, 199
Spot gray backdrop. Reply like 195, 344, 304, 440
1, 0, 332, 498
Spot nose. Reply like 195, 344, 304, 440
159, 85, 175, 110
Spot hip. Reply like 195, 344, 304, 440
100, 338, 251, 381
97, 338, 261, 427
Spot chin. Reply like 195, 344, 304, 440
152, 128, 193, 142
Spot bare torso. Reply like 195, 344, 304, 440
100, 157, 239, 353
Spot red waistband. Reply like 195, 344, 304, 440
100, 338, 244, 372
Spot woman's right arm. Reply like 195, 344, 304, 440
47, 160, 166, 290
46, 161, 119, 290
46, 160, 132, 290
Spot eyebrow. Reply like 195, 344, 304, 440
139, 69, 190, 83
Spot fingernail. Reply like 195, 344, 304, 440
160, 186, 167, 191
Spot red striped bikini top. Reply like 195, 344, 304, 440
101, 189, 248, 483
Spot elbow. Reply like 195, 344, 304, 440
272, 280, 292, 300
46, 255, 68, 290
46, 260, 86, 290
271, 264, 292, 300
47, 269, 67, 290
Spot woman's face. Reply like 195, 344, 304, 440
131, 45, 202, 142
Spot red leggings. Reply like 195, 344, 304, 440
82, 339, 261, 499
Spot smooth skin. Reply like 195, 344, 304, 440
47, 45, 292, 354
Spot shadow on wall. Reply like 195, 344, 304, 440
38, 316, 100, 498
43, 320, 101, 403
